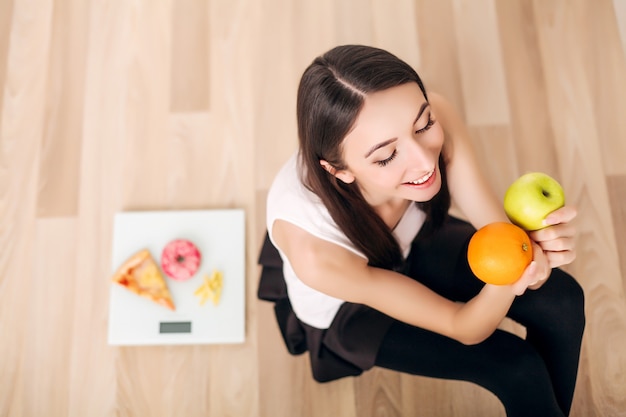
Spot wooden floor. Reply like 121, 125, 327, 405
1, 0, 625, 416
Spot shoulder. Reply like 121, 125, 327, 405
267, 153, 320, 208
266, 153, 367, 259
266, 152, 324, 228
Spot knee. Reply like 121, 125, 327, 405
555, 269, 585, 314
487, 348, 562, 413
549, 269, 586, 333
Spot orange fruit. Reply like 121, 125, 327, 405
467, 222, 533, 285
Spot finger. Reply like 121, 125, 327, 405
545, 249, 576, 269
530, 241, 548, 263
543, 205, 577, 227
529, 223, 576, 242
535, 236, 576, 252
512, 261, 542, 296
527, 271, 550, 289
512, 262, 534, 296
529, 242, 551, 279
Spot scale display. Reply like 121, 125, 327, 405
160, 322, 192, 334
107, 209, 246, 346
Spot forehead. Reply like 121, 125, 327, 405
343, 82, 426, 152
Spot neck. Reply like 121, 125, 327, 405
373, 199, 411, 230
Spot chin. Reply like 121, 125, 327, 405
423, 179, 443, 202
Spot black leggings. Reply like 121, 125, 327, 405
375, 223, 585, 417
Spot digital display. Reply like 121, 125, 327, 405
159, 321, 192, 334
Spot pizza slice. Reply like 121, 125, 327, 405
112, 249, 176, 311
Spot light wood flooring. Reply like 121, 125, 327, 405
1, 0, 625, 416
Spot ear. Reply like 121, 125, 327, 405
319, 160, 355, 184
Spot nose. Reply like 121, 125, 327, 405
403, 135, 434, 168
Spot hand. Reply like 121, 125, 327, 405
510, 241, 551, 295
528, 205, 577, 269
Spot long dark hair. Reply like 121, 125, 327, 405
297, 45, 450, 271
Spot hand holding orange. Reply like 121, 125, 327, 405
468, 172, 566, 286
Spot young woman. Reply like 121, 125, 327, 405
257, 45, 585, 417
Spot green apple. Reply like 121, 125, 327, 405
503, 172, 565, 231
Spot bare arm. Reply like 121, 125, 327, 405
272, 219, 547, 345
430, 92, 577, 288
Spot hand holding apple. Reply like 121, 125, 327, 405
504, 172, 577, 272
528, 206, 578, 269
503, 172, 565, 231
469, 172, 574, 290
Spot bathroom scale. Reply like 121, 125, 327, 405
107, 209, 246, 346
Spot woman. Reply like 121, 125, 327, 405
257, 45, 585, 417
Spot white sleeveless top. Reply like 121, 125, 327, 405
266, 153, 426, 329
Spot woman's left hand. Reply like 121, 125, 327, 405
527, 206, 577, 284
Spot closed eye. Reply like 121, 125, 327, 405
376, 149, 397, 167
415, 117, 435, 134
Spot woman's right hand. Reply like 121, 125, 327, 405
510, 241, 551, 296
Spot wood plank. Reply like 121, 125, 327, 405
251, 0, 299, 191
292, 0, 337, 66
119, 0, 171, 211
371, 0, 420, 70
19, 219, 77, 417
0, 1, 52, 414
533, 1, 626, 414
333, 0, 373, 46
166, 113, 214, 208
451, 0, 510, 126
496, 0, 560, 176
0, 0, 15, 137
607, 174, 626, 290
36, 0, 89, 217
0, 0, 52, 288
170, 0, 209, 112
116, 346, 218, 417
66, 0, 133, 415
467, 125, 519, 201
205, 0, 260, 209
613, 0, 626, 56
354, 369, 402, 417
257, 302, 313, 417
401, 374, 505, 416
581, 0, 626, 176
415, 0, 465, 115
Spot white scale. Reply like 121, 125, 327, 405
107, 209, 246, 346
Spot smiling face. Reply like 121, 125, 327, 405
322, 82, 444, 209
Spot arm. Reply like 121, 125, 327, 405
272, 219, 547, 345
430, 92, 577, 288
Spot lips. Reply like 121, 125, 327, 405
404, 169, 434, 186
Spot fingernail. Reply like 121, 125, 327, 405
543, 214, 559, 226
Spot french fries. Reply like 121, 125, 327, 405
194, 270, 223, 306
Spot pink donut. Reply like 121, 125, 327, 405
161, 239, 201, 281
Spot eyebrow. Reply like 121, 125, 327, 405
364, 101, 430, 158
